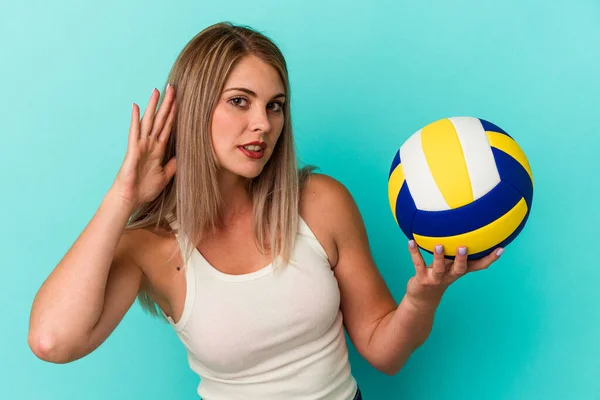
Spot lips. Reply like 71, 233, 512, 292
239, 146, 264, 159
238, 140, 267, 159
240, 141, 267, 149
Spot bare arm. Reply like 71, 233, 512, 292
307, 174, 502, 375
28, 85, 177, 363
368, 241, 502, 375
28, 191, 141, 363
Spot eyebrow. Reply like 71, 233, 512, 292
224, 87, 286, 100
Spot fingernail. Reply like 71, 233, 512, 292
495, 248, 504, 257
166, 82, 171, 90
458, 247, 467, 256
435, 244, 443, 254
408, 240, 415, 249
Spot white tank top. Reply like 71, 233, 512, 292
163, 216, 358, 400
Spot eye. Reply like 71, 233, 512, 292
229, 97, 248, 108
268, 101, 284, 113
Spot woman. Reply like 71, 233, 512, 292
28, 22, 502, 399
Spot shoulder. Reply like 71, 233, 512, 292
122, 227, 182, 285
299, 173, 361, 267
300, 172, 354, 208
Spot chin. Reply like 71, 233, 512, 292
226, 164, 266, 180
241, 168, 265, 179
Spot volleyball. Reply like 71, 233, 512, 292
387, 117, 533, 259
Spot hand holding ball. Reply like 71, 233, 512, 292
388, 117, 533, 259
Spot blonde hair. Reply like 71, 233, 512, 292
126, 22, 314, 317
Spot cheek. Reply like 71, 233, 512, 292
272, 116, 285, 138
211, 106, 239, 148
211, 106, 229, 137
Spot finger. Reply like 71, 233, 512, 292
150, 84, 175, 138
129, 103, 141, 145
408, 240, 427, 279
450, 246, 468, 277
141, 88, 160, 138
163, 157, 177, 182
468, 247, 504, 272
157, 99, 176, 144
431, 244, 446, 283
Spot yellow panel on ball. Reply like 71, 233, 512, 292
421, 118, 474, 209
387, 163, 405, 225
486, 131, 534, 184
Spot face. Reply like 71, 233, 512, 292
210, 55, 286, 181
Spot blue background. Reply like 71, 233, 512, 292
2, 0, 599, 398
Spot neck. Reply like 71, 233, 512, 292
218, 170, 253, 225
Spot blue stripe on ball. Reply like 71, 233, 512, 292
425, 205, 530, 260
411, 181, 523, 237
389, 150, 401, 178
394, 180, 417, 240
492, 148, 534, 209
479, 118, 512, 138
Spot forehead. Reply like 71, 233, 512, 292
224, 55, 285, 95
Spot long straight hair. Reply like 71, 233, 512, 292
125, 22, 314, 317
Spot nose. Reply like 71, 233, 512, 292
249, 106, 272, 134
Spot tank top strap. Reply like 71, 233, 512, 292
165, 212, 179, 230
169, 219, 180, 232
297, 215, 329, 262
